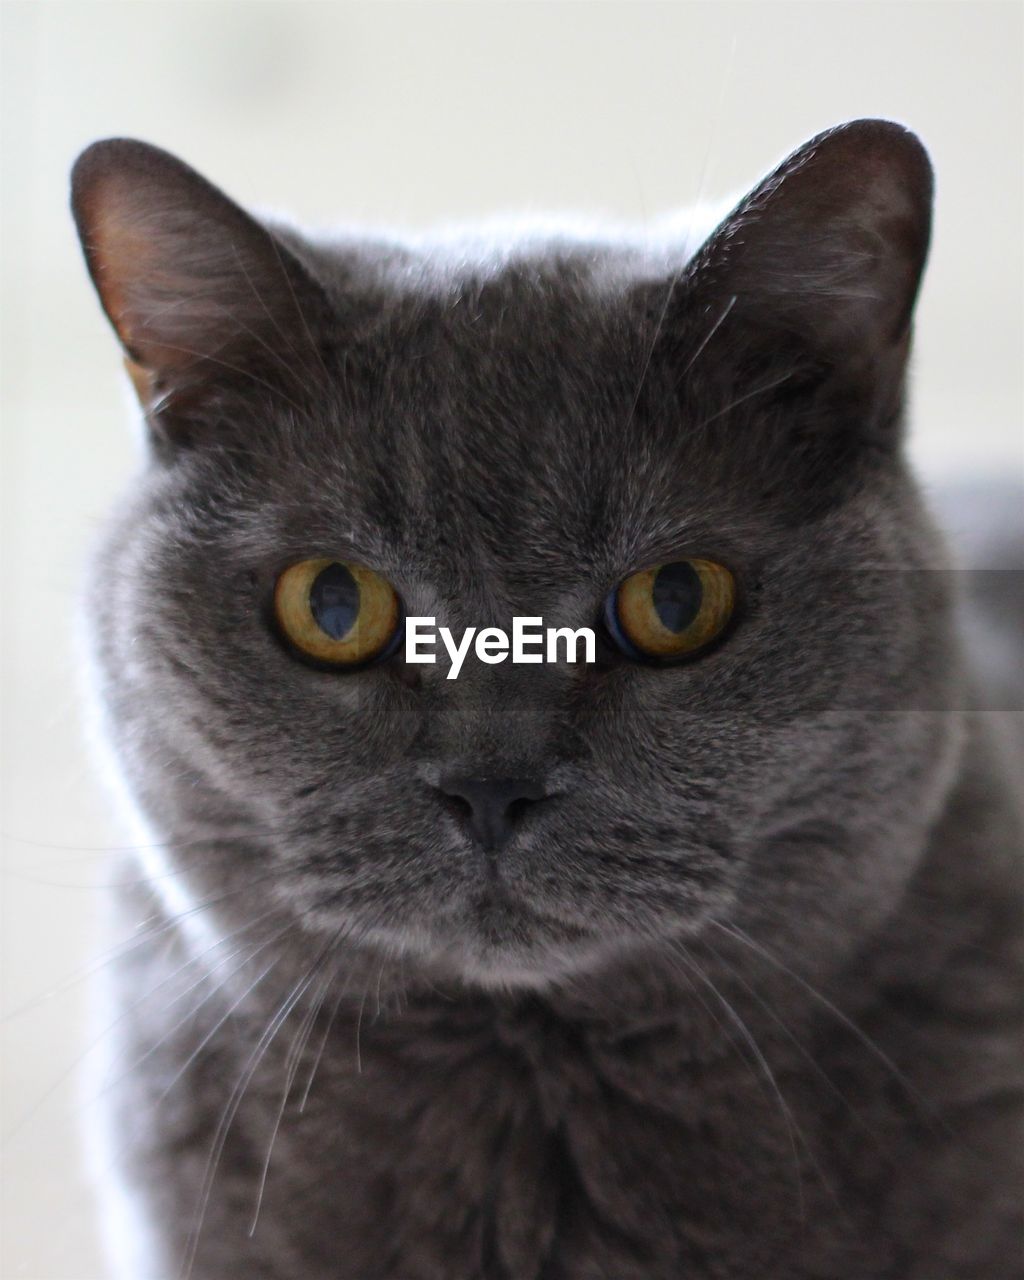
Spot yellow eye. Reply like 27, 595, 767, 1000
273, 559, 402, 667
605, 559, 737, 661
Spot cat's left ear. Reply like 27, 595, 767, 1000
71, 138, 330, 440
678, 119, 933, 432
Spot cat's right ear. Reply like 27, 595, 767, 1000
71, 138, 330, 442
669, 120, 934, 446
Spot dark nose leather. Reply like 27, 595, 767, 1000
438, 775, 548, 852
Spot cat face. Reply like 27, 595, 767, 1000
75, 123, 963, 986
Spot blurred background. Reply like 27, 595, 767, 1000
1, 2, 1021, 1275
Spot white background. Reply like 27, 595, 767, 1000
1, 2, 1021, 1276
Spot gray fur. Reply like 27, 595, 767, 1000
73, 122, 1022, 1279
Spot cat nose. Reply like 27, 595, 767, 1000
437, 775, 549, 853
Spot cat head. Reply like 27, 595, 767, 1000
73, 121, 962, 989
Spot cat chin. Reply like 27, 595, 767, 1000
319, 874, 728, 992
346, 906, 616, 992
438, 935, 625, 993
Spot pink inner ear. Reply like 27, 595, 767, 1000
86, 202, 180, 368
72, 138, 331, 402
75, 165, 202, 372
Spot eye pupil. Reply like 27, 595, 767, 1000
652, 561, 702, 633
309, 563, 360, 640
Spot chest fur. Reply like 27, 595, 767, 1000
106, 924, 1021, 1280
156, 999, 885, 1279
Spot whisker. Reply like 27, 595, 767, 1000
1, 909, 281, 1146
156, 952, 286, 1106
701, 938, 864, 1226
663, 936, 807, 1223
178, 936, 337, 1280
712, 920, 949, 1135
680, 294, 736, 376
353, 980, 370, 1076
248, 952, 340, 1235
2, 869, 286, 1023
298, 969, 353, 1113
703, 936, 875, 1138
692, 369, 795, 430
110, 919, 297, 1100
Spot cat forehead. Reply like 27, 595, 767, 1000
249, 245, 682, 481
218, 397, 739, 594
262, 294, 684, 522
203, 245, 751, 569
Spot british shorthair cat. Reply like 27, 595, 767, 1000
72, 120, 1022, 1279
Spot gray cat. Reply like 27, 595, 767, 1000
72, 120, 1022, 1279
